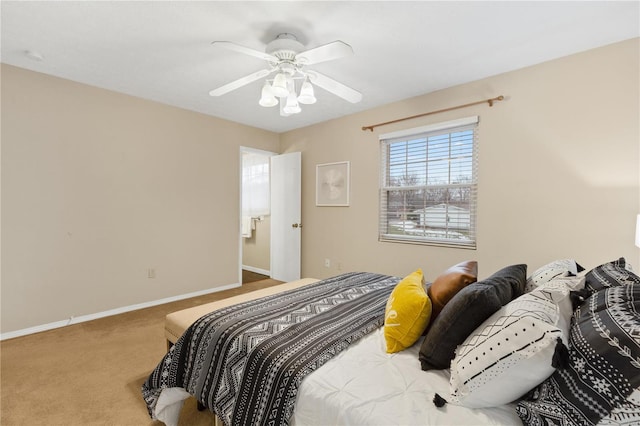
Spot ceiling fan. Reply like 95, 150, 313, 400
208, 33, 362, 116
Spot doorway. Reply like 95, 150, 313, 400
240, 147, 275, 283
242, 269, 270, 284
239, 149, 302, 285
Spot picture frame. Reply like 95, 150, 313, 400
316, 161, 350, 207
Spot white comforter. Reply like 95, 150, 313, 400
291, 328, 522, 426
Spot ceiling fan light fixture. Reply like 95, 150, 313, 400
283, 91, 301, 114
259, 81, 278, 107
270, 72, 289, 97
210, 33, 362, 117
279, 100, 291, 117
297, 78, 317, 104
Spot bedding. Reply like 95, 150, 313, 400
290, 327, 522, 426
517, 258, 640, 425
419, 264, 527, 370
447, 277, 577, 408
525, 259, 583, 293
142, 258, 635, 426
164, 278, 320, 345
142, 272, 399, 426
426, 260, 477, 325
383, 268, 432, 353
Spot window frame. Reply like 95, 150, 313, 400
378, 116, 478, 249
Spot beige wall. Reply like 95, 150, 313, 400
242, 215, 271, 272
1, 65, 279, 333
281, 38, 640, 282
2, 38, 638, 334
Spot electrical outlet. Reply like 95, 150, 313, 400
148, 268, 156, 279
337, 262, 343, 271
324, 258, 331, 268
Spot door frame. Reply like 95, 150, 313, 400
239, 146, 277, 284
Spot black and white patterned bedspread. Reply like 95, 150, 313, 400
142, 272, 399, 426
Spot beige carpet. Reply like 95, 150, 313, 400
0, 279, 283, 426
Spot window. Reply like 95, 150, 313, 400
379, 117, 478, 248
242, 150, 271, 217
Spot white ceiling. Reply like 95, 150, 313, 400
2, 1, 638, 133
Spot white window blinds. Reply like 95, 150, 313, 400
379, 117, 478, 248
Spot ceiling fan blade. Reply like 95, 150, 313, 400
295, 40, 353, 65
211, 41, 278, 62
306, 71, 362, 104
209, 69, 273, 96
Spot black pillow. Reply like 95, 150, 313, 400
517, 269, 640, 425
584, 257, 638, 295
419, 264, 527, 370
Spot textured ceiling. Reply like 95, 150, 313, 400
2, 1, 638, 133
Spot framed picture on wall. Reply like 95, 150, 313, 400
316, 161, 350, 207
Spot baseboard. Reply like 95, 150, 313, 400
0, 282, 241, 341
242, 265, 270, 276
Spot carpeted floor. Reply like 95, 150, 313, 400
0, 278, 283, 426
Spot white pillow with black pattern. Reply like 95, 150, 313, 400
517, 261, 640, 425
525, 259, 581, 292
544, 273, 585, 291
447, 279, 575, 408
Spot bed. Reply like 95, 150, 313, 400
142, 258, 640, 426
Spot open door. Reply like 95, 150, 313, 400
270, 152, 301, 282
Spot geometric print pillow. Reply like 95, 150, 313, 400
525, 259, 582, 293
517, 272, 640, 425
584, 257, 638, 295
598, 388, 640, 426
447, 279, 575, 408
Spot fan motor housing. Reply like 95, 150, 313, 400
266, 33, 304, 61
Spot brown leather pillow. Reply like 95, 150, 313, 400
426, 260, 478, 325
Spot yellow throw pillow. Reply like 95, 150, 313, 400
384, 269, 432, 353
